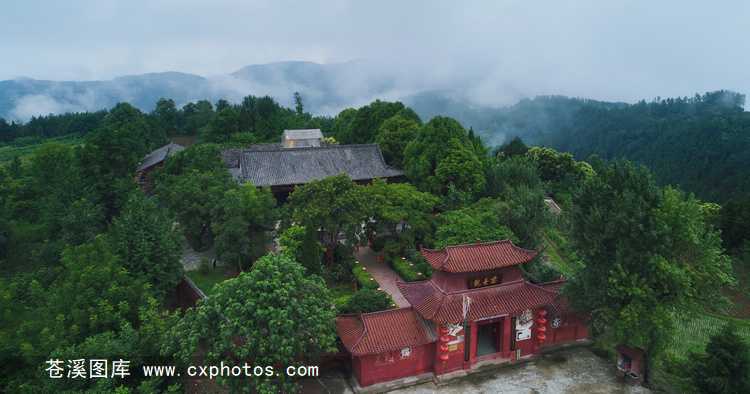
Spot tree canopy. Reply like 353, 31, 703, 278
564, 160, 735, 384
164, 253, 337, 393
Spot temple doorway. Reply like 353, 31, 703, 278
476, 322, 501, 357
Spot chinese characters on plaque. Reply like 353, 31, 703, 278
468, 274, 501, 289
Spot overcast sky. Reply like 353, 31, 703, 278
3, 1, 749, 108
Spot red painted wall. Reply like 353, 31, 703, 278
354, 343, 435, 387
540, 314, 589, 348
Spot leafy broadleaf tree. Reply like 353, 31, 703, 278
155, 168, 236, 249
286, 173, 369, 267
108, 190, 184, 296
212, 183, 277, 271
279, 225, 324, 275
365, 178, 437, 248
434, 205, 518, 248
564, 160, 735, 385
403, 116, 486, 197
163, 253, 337, 393
375, 115, 419, 168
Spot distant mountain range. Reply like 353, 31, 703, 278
0, 60, 586, 147
1, 61, 403, 124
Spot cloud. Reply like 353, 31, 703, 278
9, 94, 87, 121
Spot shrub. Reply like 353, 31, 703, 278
352, 266, 380, 290
339, 289, 393, 314
333, 295, 352, 313
391, 256, 430, 282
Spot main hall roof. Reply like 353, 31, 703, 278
222, 143, 404, 187
398, 280, 558, 324
421, 239, 538, 273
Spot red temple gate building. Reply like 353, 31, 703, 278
336, 239, 589, 388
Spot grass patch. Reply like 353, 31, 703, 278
184, 265, 238, 297
671, 312, 750, 356
541, 226, 579, 273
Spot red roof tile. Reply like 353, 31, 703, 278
336, 307, 437, 356
535, 279, 576, 317
615, 344, 646, 360
421, 239, 537, 273
398, 280, 558, 324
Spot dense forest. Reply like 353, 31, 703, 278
477, 90, 749, 204
1, 91, 749, 392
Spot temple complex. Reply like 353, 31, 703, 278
336, 238, 589, 388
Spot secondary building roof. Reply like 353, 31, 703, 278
337, 307, 437, 356
398, 280, 558, 324
223, 143, 404, 187
136, 142, 184, 172
421, 239, 538, 273
535, 279, 577, 317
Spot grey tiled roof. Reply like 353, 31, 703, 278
282, 129, 323, 140
225, 144, 404, 187
136, 142, 185, 172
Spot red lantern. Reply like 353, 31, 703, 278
362, 267, 366, 271
537, 325, 547, 333
440, 353, 449, 361
538, 317, 547, 325
402, 257, 406, 260
369, 278, 374, 282
537, 332, 546, 342
355, 261, 359, 265
377, 287, 382, 291
440, 327, 450, 336
440, 344, 450, 353
440, 336, 450, 344
409, 263, 414, 267
538, 309, 547, 317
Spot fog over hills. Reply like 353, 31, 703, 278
0, 60, 577, 147
1, 61, 412, 122
2, 61, 742, 150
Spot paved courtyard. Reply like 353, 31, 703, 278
387, 347, 650, 394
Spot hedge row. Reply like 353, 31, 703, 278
352, 265, 380, 290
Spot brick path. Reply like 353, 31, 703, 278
353, 246, 411, 307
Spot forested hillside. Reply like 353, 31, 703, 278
532, 91, 749, 203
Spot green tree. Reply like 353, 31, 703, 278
279, 225, 323, 275
286, 173, 369, 267
404, 116, 486, 197
108, 190, 184, 296
181, 100, 214, 136
151, 97, 179, 136
366, 178, 437, 247
336, 100, 406, 144
163, 253, 337, 393
212, 183, 277, 271
294, 91, 304, 116
155, 168, 236, 249
376, 115, 419, 168
564, 161, 735, 385
434, 205, 518, 248
203, 106, 239, 143
692, 322, 750, 394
